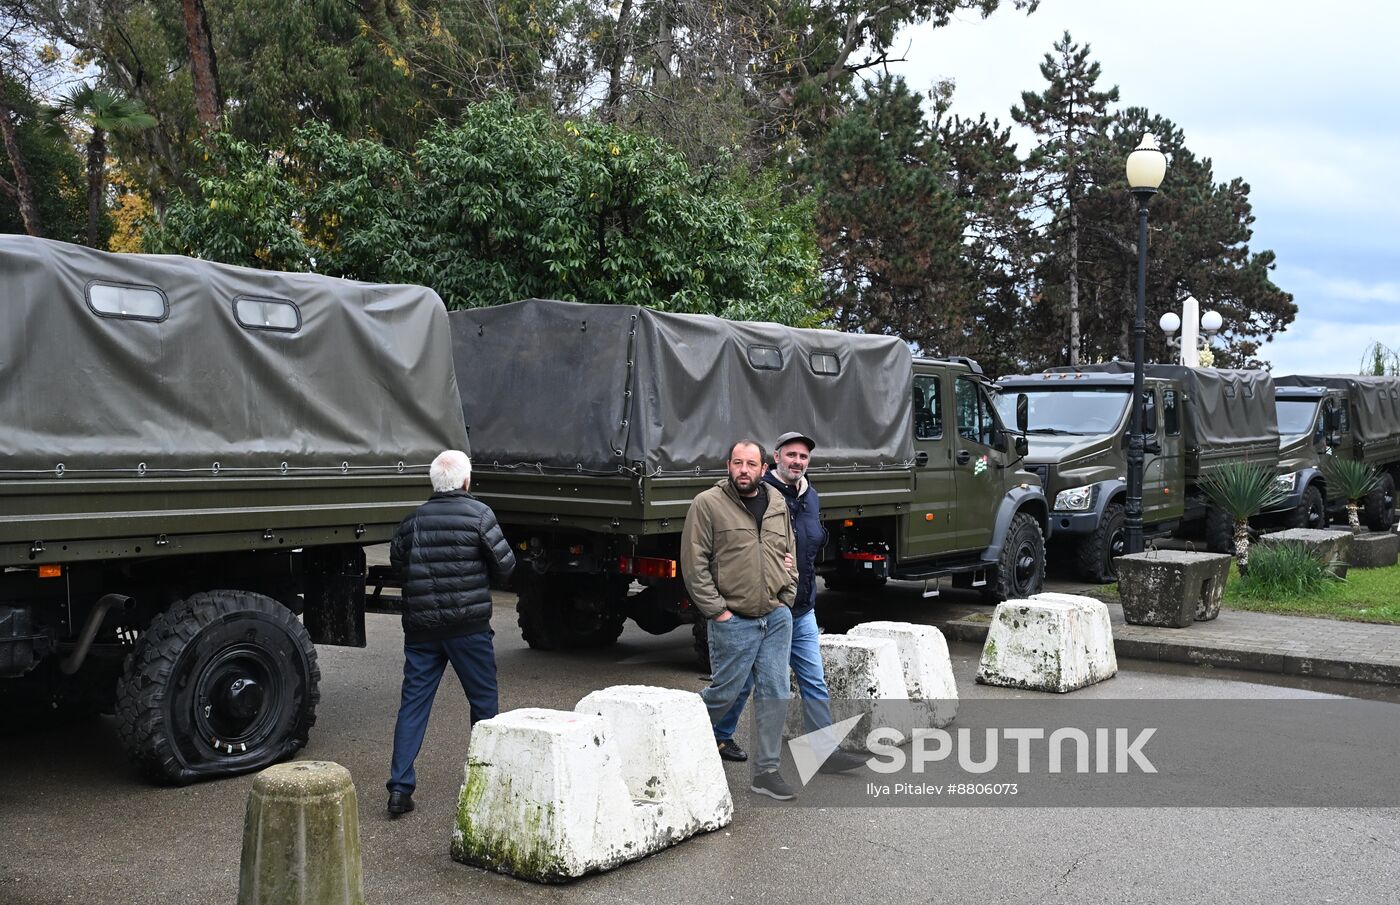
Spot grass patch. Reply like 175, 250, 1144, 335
1223, 558, 1400, 624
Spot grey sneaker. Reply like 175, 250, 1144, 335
818, 749, 868, 774
750, 770, 797, 800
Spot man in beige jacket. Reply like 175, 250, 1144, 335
682, 439, 799, 799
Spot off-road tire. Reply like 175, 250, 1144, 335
1204, 505, 1234, 554
1281, 484, 1328, 531
516, 575, 626, 650
1364, 472, 1396, 531
692, 619, 711, 671
983, 512, 1045, 602
115, 590, 319, 785
1075, 502, 1125, 583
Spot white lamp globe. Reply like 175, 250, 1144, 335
1126, 133, 1167, 190
1159, 311, 1182, 334
1201, 310, 1224, 333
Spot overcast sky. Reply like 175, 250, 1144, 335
888, 0, 1399, 375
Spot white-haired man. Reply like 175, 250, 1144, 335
386, 449, 515, 817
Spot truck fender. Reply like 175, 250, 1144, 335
1088, 479, 1127, 520
981, 485, 1049, 564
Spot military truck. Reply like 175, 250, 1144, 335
1270, 375, 1400, 531
994, 364, 1279, 582
0, 236, 467, 784
447, 300, 1048, 660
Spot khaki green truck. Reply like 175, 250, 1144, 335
1270, 375, 1400, 530
994, 364, 1279, 582
0, 236, 467, 784
448, 300, 1048, 661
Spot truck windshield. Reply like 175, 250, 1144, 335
1276, 399, 1320, 436
994, 387, 1130, 435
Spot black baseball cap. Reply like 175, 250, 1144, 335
773, 431, 816, 452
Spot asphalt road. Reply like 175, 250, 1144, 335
2, 588, 1398, 905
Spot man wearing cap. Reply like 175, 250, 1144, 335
682, 438, 800, 800
712, 431, 866, 774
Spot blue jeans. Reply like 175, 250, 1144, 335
714, 608, 833, 742
700, 606, 792, 777
387, 629, 498, 794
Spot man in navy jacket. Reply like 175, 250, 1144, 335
712, 432, 864, 774
386, 449, 515, 817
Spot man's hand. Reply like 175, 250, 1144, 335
784, 553, 794, 572
714, 610, 733, 622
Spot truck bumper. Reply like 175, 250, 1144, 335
1045, 510, 1098, 539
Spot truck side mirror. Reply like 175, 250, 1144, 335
1013, 433, 1029, 458
1016, 393, 1029, 433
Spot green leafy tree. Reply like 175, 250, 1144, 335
45, 86, 156, 247
0, 78, 86, 242
1322, 457, 1380, 532
1012, 31, 1119, 366
147, 97, 820, 322
1199, 462, 1286, 573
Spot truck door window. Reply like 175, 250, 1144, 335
912, 375, 942, 440
1141, 391, 1157, 433
955, 378, 995, 447
1163, 389, 1179, 436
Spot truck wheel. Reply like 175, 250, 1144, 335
1204, 505, 1235, 554
692, 619, 711, 671
516, 575, 625, 650
1075, 503, 1125, 583
115, 591, 319, 785
983, 512, 1045, 602
1282, 484, 1328, 530
1364, 473, 1396, 531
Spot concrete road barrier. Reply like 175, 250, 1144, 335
815, 634, 913, 750
238, 760, 364, 905
976, 594, 1117, 693
1344, 531, 1398, 568
848, 621, 958, 727
1116, 550, 1232, 625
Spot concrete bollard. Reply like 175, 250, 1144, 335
1347, 531, 1400, 568
452, 708, 641, 882
1115, 550, 1232, 625
976, 595, 1117, 693
848, 621, 958, 727
1256, 528, 1355, 579
815, 634, 912, 750
238, 760, 364, 905
574, 686, 732, 849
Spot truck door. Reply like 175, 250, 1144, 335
950, 376, 1007, 552
1148, 386, 1186, 523
899, 372, 961, 561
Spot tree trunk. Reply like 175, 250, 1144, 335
603, 0, 635, 117
1234, 519, 1250, 574
652, 1, 672, 87
180, 0, 222, 129
86, 130, 106, 247
1347, 501, 1361, 531
1067, 203, 1081, 365
0, 90, 42, 237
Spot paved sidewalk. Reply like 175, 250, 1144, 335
930, 591, 1400, 686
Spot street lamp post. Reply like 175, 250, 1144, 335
1124, 134, 1167, 556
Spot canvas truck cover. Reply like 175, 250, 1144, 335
0, 235, 467, 477
1048, 363, 1279, 473
1274, 375, 1400, 445
448, 299, 915, 475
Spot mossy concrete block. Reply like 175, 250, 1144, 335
848, 621, 958, 727
976, 596, 1117, 693
1257, 528, 1355, 578
452, 708, 642, 883
1344, 531, 1398, 568
1116, 550, 1232, 626
813, 634, 911, 751
574, 686, 732, 850
238, 760, 363, 905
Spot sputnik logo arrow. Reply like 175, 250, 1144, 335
788, 714, 866, 786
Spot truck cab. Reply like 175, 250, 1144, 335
1263, 386, 1350, 529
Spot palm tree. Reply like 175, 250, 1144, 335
1200, 462, 1286, 574
45, 86, 156, 247
1321, 457, 1380, 532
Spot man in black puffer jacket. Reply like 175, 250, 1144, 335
385, 449, 515, 818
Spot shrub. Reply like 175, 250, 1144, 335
1233, 541, 1343, 600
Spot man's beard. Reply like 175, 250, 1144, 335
728, 475, 756, 495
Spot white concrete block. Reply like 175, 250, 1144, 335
452, 708, 642, 882
976, 595, 1118, 693
816, 634, 912, 750
575, 685, 733, 849
848, 621, 959, 727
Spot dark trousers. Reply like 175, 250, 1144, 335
387, 629, 498, 794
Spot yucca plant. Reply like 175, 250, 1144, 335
1200, 462, 1287, 573
1321, 456, 1380, 531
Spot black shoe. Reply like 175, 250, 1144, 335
749, 770, 797, 801
387, 790, 414, 817
818, 750, 868, 774
717, 738, 748, 762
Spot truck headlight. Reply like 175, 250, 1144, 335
1053, 486, 1094, 512
1274, 472, 1298, 491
